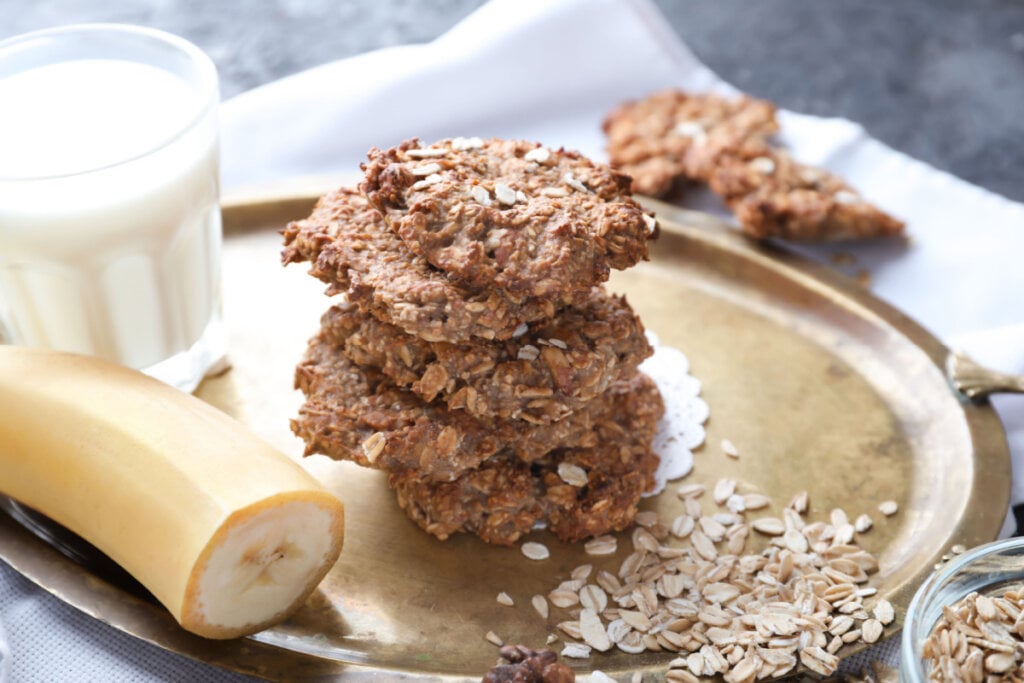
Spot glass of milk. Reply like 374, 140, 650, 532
0, 24, 225, 393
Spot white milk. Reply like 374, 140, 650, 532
0, 58, 222, 373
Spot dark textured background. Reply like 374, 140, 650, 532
4, 0, 1023, 201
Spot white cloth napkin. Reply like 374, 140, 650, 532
3, 0, 1022, 680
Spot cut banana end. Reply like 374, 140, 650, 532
184, 494, 343, 639
0, 346, 345, 640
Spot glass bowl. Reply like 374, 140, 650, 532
900, 537, 1024, 682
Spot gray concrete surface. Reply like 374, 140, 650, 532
4, 0, 1023, 202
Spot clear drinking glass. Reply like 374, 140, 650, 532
900, 537, 1024, 682
0, 24, 225, 393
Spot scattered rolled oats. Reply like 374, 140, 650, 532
742, 493, 771, 510
548, 589, 579, 609
788, 491, 809, 514
800, 646, 838, 676
721, 439, 739, 458
830, 508, 850, 528
521, 542, 550, 561
713, 478, 737, 504
677, 483, 706, 499
671, 514, 696, 539
861, 618, 883, 644
532, 594, 549, 619
726, 494, 746, 514
517, 472, 897, 681
580, 608, 612, 651
496, 591, 514, 607
855, 513, 874, 533
751, 517, 786, 536
560, 642, 592, 659
571, 564, 593, 581
579, 584, 608, 613
584, 535, 617, 556
485, 630, 504, 647
878, 500, 899, 516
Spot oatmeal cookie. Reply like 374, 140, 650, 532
292, 332, 660, 483
360, 137, 655, 300
391, 373, 663, 545
282, 187, 591, 343
604, 90, 904, 240
603, 89, 778, 197
320, 287, 651, 424
707, 142, 905, 240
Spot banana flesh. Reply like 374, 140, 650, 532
0, 346, 344, 639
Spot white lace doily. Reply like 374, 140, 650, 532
639, 332, 710, 496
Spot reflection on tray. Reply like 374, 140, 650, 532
0, 496, 154, 603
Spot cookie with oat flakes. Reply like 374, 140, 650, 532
706, 142, 905, 240
360, 137, 655, 300
603, 89, 779, 197
604, 89, 905, 240
292, 329, 659, 484
319, 286, 651, 425
282, 187, 592, 343
390, 373, 663, 545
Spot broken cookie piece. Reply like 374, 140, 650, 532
707, 142, 905, 240
603, 89, 905, 241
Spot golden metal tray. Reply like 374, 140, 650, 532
0, 189, 1013, 681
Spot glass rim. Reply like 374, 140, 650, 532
0, 23, 218, 182
901, 536, 1024, 681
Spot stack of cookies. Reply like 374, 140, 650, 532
282, 137, 663, 546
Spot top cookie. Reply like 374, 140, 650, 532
603, 89, 779, 197
360, 137, 656, 300
282, 187, 591, 343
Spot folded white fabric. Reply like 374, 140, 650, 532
2, 0, 1021, 680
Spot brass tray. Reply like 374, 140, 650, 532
0, 190, 1011, 681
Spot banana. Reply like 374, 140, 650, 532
0, 346, 344, 639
